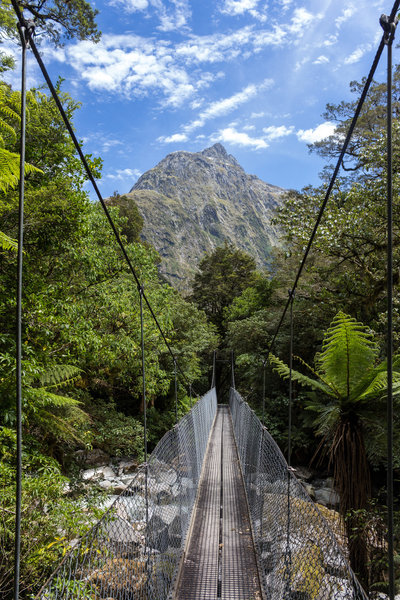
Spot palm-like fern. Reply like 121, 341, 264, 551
0, 84, 42, 214
24, 364, 89, 445
269, 311, 398, 588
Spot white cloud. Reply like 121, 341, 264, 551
109, 0, 149, 10
215, 127, 268, 149
321, 35, 338, 47
102, 139, 124, 152
157, 133, 188, 143
106, 168, 142, 180
313, 55, 329, 64
251, 111, 265, 118
157, 0, 191, 31
221, 0, 260, 16
58, 34, 207, 106
108, 0, 191, 30
297, 122, 336, 143
288, 8, 315, 34
184, 80, 272, 132
263, 125, 294, 140
344, 44, 371, 65
335, 6, 355, 28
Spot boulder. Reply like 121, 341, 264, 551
117, 458, 139, 475
314, 487, 340, 509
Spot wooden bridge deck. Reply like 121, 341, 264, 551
174, 405, 262, 600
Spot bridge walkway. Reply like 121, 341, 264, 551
174, 405, 262, 600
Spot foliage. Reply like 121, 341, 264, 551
0, 0, 100, 46
105, 192, 144, 244
0, 83, 43, 192
86, 399, 144, 460
269, 311, 400, 588
0, 427, 105, 599
190, 241, 257, 334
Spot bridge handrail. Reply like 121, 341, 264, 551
229, 388, 368, 600
36, 388, 217, 600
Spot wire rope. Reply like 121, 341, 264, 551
381, 14, 398, 600
14, 20, 29, 600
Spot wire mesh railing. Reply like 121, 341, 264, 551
229, 388, 368, 600
37, 388, 217, 600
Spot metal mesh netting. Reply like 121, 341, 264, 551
229, 388, 368, 600
37, 389, 217, 600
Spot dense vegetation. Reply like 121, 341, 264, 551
1, 2, 400, 596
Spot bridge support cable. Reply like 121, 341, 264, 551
262, 359, 266, 426
10, 0, 197, 402
380, 12, 398, 600
231, 350, 235, 390
174, 358, 178, 425
211, 349, 216, 389
284, 290, 295, 600
264, 0, 400, 363
139, 287, 150, 540
14, 20, 30, 600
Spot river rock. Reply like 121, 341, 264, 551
117, 458, 139, 475
314, 487, 340, 508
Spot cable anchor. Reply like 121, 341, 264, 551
17, 19, 35, 48
380, 14, 398, 45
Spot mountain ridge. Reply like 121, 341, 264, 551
123, 143, 284, 290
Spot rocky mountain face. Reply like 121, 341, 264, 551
123, 143, 285, 290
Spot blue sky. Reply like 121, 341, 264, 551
4, 0, 393, 197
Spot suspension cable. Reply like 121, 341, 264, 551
287, 290, 295, 468
264, 0, 400, 361
380, 12, 398, 600
14, 20, 30, 600
10, 0, 196, 397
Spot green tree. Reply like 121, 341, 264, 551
0, 0, 100, 46
191, 241, 257, 335
269, 311, 400, 588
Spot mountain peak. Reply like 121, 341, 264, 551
201, 143, 239, 166
125, 144, 284, 290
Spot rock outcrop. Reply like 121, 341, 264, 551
122, 143, 284, 290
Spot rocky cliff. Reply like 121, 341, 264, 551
123, 143, 284, 290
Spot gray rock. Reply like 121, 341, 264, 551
104, 516, 145, 545
117, 458, 139, 475
293, 466, 313, 481
99, 480, 114, 490
314, 487, 340, 508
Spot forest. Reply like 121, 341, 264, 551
0, 1, 399, 598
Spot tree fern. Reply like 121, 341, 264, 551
315, 311, 378, 401
268, 353, 334, 396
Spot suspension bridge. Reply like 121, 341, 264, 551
35, 387, 366, 600
8, 0, 400, 598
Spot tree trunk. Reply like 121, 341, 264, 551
331, 416, 371, 592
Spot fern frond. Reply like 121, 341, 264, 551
0, 148, 43, 193
37, 364, 82, 389
0, 118, 16, 144
295, 354, 342, 397
0, 230, 17, 253
316, 311, 377, 400
268, 353, 334, 396
28, 387, 82, 409
36, 408, 89, 444
305, 403, 340, 436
